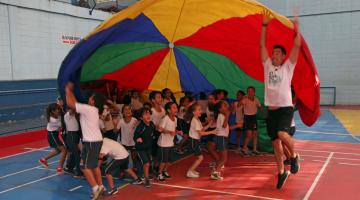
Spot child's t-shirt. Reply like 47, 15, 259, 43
151, 107, 166, 126
189, 117, 203, 140
241, 96, 261, 116
216, 113, 229, 137
100, 138, 129, 160
158, 115, 177, 147
233, 101, 244, 124
64, 112, 79, 132
75, 103, 103, 142
117, 117, 137, 147
47, 116, 61, 131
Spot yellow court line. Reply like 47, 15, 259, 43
330, 109, 360, 136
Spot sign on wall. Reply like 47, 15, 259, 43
61, 35, 81, 44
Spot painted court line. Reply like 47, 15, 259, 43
23, 147, 52, 152
0, 146, 49, 160
0, 174, 59, 194
303, 152, 334, 200
68, 185, 83, 192
297, 130, 360, 143
0, 160, 59, 179
339, 163, 360, 166
153, 183, 283, 200
298, 149, 360, 156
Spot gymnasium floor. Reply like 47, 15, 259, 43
0, 108, 360, 200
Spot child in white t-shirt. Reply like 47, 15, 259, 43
157, 102, 183, 181
232, 90, 245, 152
185, 103, 216, 178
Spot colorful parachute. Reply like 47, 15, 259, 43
58, 0, 320, 127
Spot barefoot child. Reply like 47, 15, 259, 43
157, 102, 183, 181
185, 103, 216, 178
99, 138, 143, 195
134, 107, 156, 188
39, 103, 67, 173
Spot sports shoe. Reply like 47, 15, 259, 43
241, 150, 250, 157
144, 179, 151, 188
63, 168, 73, 174
290, 154, 300, 174
39, 159, 48, 168
107, 187, 118, 195
92, 186, 104, 200
283, 159, 291, 166
193, 170, 200, 176
175, 148, 185, 155
276, 171, 290, 189
211, 171, 223, 180
157, 173, 165, 182
162, 171, 171, 179
132, 178, 143, 185
252, 151, 262, 156
186, 170, 199, 178
56, 167, 63, 174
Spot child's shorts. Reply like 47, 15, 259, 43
244, 115, 258, 131
188, 138, 201, 156
137, 150, 152, 165
157, 147, 173, 163
80, 141, 103, 169
47, 131, 63, 149
105, 157, 129, 176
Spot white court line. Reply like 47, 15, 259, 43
0, 174, 59, 194
153, 182, 283, 200
339, 163, 360, 166
23, 147, 52, 152
0, 146, 49, 160
312, 160, 326, 163
69, 185, 83, 192
0, 160, 59, 179
301, 154, 360, 161
298, 149, 360, 156
303, 152, 334, 200
296, 130, 360, 142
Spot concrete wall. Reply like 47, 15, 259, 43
260, 0, 360, 104
0, 0, 111, 81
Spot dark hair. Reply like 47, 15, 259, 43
149, 91, 162, 100
121, 104, 132, 115
164, 102, 177, 114
92, 93, 107, 114
143, 102, 152, 109
237, 90, 245, 96
247, 86, 255, 92
179, 96, 193, 106
184, 103, 199, 122
214, 89, 228, 98
273, 45, 286, 55
199, 92, 207, 100
46, 103, 60, 122
139, 106, 152, 118
214, 100, 226, 121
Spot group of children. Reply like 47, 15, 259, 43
39, 84, 272, 200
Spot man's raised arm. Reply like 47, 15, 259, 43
289, 13, 301, 64
260, 10, 271, 63
65, 82, 77, 109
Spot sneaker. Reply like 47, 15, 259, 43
56, 167, 63, 174
193, 171, 200, 176
241, 150, 250, 157
284, 159, 291, 166
39, 159, 48, 168
252, 151, 262, 156
162, 171, 171, 179
132, 178, 143, 185
107, 187, 118, 195
157, 173, 165, 182
99, 185, 107, 192
290, 154, 300, 174
211, 171, 223, 180
276, 171, 290, 189
148, 175, 154, 181
186, 170, 199, 178
63, 168, 74, 174
175, 148, 185, 155
92, 186, 104, 200
73, 171, 83, 179
144, 179, 151, 188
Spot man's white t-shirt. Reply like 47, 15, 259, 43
100, 138, 129, 160
64, 112, 79, 132
75, 103, 103, 142
216, 113, 229, 137
241, 97, 261, 115
189, 117, 203, 140
151, 107, 166, 126
158, 115, 177, 147
116, 117, 137, 146
264, 58, 296, 107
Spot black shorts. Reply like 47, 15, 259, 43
188, 138, 201, 156
202, 128, 216, 143
267, 107, 294, 141
214, 136, 228, 151
158, 147, 173, 163
80, 141, 103, 169
244, 115, 258, 131
104, 130, 117, 141
47, 131, 63, 149
289, 126, 296, 137
137, 150, 151, 165
105, 157, 129, 176
123, 145, 136, 151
